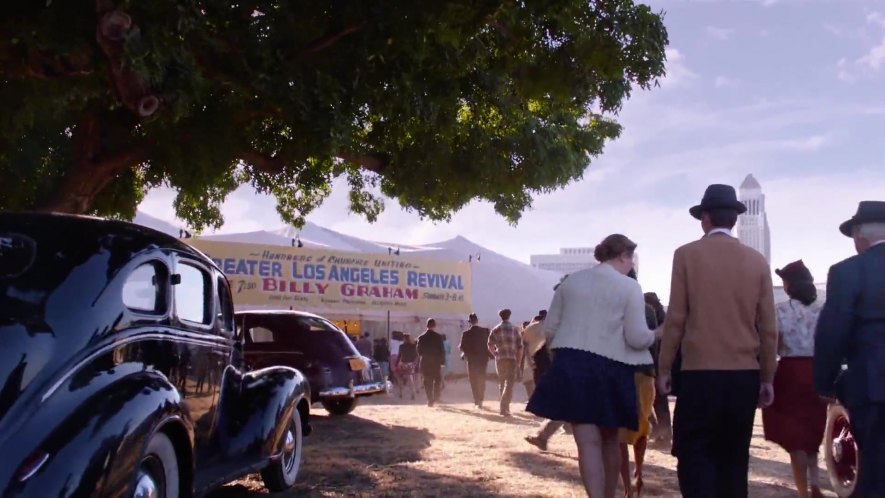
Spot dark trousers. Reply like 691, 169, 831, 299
422, 363, 442, 404
652, 389, 672, 439
673, 370, 760, 498
466, 359, 488, 405
848, 401, 885, 497
532, 346, 552, 384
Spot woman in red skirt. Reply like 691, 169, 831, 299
763, 260, 827, 498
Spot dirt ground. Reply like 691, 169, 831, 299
209, 378, 838, 497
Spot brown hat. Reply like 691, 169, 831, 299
775, 260, 814, 284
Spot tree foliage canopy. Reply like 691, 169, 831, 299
0, 1, 668, 229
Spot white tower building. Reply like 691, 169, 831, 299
737, 174, 771, 264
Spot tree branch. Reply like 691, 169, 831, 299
336, 150, 391, 174
95, 8, 160, 118
240, 149, 391, 176
300, 20, 369, 56
36, 142, 151, 214
240, 150, 286, 175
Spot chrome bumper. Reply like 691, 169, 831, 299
319, 379, 392, 399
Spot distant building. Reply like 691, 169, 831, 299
530, 247, 639, 275
530, 247, 597, 274
737, 174, 771, 264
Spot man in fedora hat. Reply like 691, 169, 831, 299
459, 313, 492, 409
658, 184, 778, 498
814, 201, 885, 497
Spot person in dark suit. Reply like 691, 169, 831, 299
417, 318, 446, 407
658, 184, 778, 498
459, 313, 492, 409
814, 201, 885, 498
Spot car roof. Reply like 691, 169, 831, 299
0, 212, 215, 269
235, 309, 326, 320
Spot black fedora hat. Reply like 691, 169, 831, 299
689, 184, 747, 220
839, 201, 885, 236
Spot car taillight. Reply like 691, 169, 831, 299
16, 452, 49, 482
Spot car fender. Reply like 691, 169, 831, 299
2, 370, 191, 498
214, 365, 309, 466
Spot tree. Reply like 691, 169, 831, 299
0, 1, 668, 229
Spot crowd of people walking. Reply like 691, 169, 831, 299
522, 187, 885, 498
354, 187, 885, 498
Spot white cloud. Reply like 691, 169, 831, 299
858, 36, 885, 70
835, 11, 885, 81
837, 58, 858, 83
705, 26, 735, 40
867, 11, 885, 29
137, 188, 177, 224
661, 48, 699, 89
714, 75, 740, 88
781, 134, 832, 151
652, 0, 810, 4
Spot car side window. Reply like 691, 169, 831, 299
122, 262, 165, 314
217, 276, 234, 335
249, 326, 275, 344
175, 262, 211, 325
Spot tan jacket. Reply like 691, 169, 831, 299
658, 233, 778, 382
522, 320, 546, 357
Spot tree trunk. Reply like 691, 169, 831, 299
35, 112, 147, 214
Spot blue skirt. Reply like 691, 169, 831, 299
526, 348, 639, 430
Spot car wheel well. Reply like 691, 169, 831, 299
297, 398, 310, 435
157, 420, 193, 498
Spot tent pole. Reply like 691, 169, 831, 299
386, 310, 391, 344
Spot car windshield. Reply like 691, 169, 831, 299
0, 228, 103, 327
245, 314, 361, 361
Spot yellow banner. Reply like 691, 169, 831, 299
189, 240, 472, 315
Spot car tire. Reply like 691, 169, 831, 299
261, 408, 304, 491
824, 403, 860, 498
321, 398, 359, 415
134, 432, 179, 498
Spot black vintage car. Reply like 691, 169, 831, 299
0, 213, 310, 498
236, 311, 390, 415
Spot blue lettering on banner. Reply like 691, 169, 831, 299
213, 258, 283, 277
323, 265, 401, 285
291, 263, 327, 280
405, 271, 464, 290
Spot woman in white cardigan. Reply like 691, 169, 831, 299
527, 234, 655, 498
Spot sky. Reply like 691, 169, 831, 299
139, 0, 885, 302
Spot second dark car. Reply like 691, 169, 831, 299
236, 311, 389, 415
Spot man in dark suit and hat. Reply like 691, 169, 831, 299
815, 201, 885, 497
459, 313, 492, 409
658, 184, 778, 498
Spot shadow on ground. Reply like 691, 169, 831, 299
435, 405, 537, 427
508, 450, 805, 498
208, 412, 500, 497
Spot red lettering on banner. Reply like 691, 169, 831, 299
263, 278, 277, 291
262, 279, 329, 295
340, 283, 420, 300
